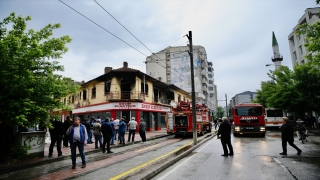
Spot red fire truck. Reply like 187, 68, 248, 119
166, 101, 212, 136
232, 103, 266, 137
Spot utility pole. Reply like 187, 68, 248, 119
225, 94, 228, 119
187, 31, 197, 146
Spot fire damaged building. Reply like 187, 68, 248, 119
71, 62, 191, 131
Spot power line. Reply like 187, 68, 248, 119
94, 0, 153, 54
59, 0, 148, 57
60, 0, 204, 93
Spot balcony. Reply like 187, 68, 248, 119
106, 91, 145, 101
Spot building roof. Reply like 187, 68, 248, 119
272, 31, 278, 47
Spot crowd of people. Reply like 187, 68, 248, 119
48, 116, 148, 169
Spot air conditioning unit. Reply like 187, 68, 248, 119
158, 77, 162, 81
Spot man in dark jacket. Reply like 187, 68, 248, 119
63, 116, 72, 147
279, 117, 302, 155
217, 117, 234, 156
49, 119, 64, 157
101, 118, 114, 154
139, 118, 147, 143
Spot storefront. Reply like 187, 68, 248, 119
72, 102, 171, 131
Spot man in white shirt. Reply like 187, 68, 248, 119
113, 117, 120, 141
127, 117, 137, 143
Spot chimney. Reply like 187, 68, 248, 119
104, 67, 112, 74
123, 61, 128, 68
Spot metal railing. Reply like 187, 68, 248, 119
106, 91, 145, 101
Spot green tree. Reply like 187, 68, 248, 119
254, 66, 306, 115
216, 106, 225, 118
0, 13, 79, 161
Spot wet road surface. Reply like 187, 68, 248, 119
152, 130, 320, 180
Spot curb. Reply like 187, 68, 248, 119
0, 133, 170, 175
141, 132, 217, 180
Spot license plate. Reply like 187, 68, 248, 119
246, 127, 254, 129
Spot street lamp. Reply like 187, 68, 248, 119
265, 64, 274, 66
218, 94, 228, 119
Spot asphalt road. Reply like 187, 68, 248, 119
152, 129, 320, 180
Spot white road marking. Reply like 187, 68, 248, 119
273, 158, 281, 164
196, 138, 214, 152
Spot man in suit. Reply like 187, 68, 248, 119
217, 117, 234, 156
48, 119, 64, 157
101, 117, 114, 154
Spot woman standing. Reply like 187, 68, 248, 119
279, 117, 302, 155
93, 119, 102, 149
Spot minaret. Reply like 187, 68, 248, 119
272, 31, 283, 70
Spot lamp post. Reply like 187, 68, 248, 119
266, 63, 280, 70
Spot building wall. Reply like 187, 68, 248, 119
146, 45, 215, 110
288, 7, 320, 67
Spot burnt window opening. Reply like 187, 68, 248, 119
141, 82, 149, 95
92, 87, 96, 99
183, 96, 186, 101
178, 94, 181, 102
72, 96, 75, 103
167, 91, 174, 101
121, 77, 135, 99
83, 90, 87, 100
105, 80, 111, 94
79, 92, 81, 100
64, 98, 66, 104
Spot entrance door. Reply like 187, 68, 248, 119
121, 111, 130, 121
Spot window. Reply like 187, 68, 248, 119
208, 67, 212, 72
209, 80, 213, 84
235, 107, 262, 116
92, 87, 96, 99
183, 96, 186, 101
178, 94, 181, 102
141, 82, 149, 95
83, 90, 87, 100
298, 35, 301, 40
64, 98, 66, 104
299, 46, 303, 55
293, 52, 297, 60
105, 80, 111, 94
209, 87, 214, 91
290, 37, 295, 46
72, 96, 74, 103
208, 74, 213, 78
210, 93, 214, 97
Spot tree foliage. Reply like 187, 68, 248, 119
0, 13, 79, 127
215, 106, 225, 118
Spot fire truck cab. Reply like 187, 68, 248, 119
166, 101, 212, 136
232, 103, 266, 137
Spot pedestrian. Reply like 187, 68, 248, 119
93, 119, 102, 149
213, 118, 218, 130
217, 117, 234, 156
110, 118, 115, 145
279, 117, 302, 155
118, 118, 126, 145
66, 117, 88, 169
311, 115, 316, 128
124, 116, 129, 131
318, 115, 320, 129
139, 118, 147, 144
48, 119, 64, 157
63, 116, 72, 147
88, 117, 94, 144
113, 117, 120, 141
128, 117, 138, 143
101, 117, 114, 154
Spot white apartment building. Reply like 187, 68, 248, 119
145, 45, 217, 114
288, 7, 320, 67
207, 62, 218, 112
230, 91, 257, 108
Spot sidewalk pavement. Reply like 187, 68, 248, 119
0, 129, 169, 174
308, 127, 320, 135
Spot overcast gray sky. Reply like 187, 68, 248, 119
1, 0, 318, 105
